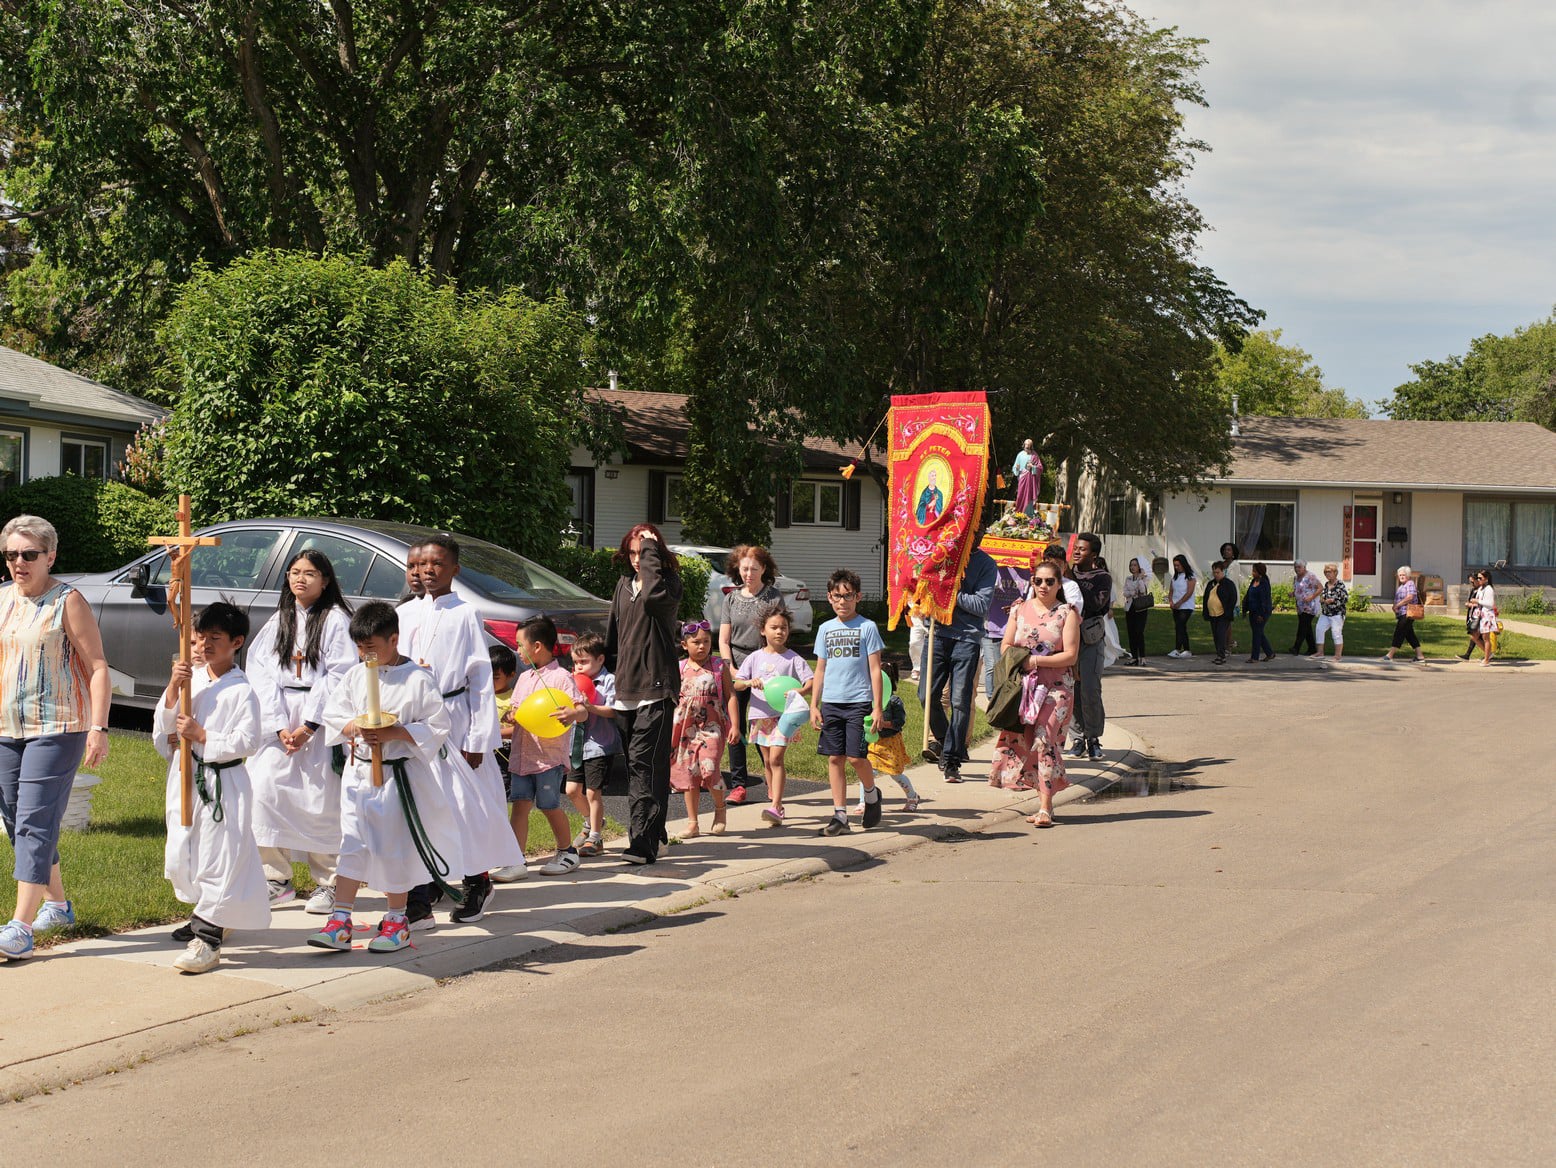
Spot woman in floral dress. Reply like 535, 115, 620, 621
988, 557, 1080, 828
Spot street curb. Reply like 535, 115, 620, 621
0, 728, 1147, 1102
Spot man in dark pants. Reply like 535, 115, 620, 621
1069, 533, 1113, 761
605, 527, 683, 864
922, 545, 997, 783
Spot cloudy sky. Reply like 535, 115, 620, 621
1125, 1, 1556, 412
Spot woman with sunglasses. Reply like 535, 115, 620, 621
989, 557, 1080, 828
0, 515, 112, 960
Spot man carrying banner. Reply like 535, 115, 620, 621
922, 542, 996, 783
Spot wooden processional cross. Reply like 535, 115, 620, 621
148, 495, 222, 827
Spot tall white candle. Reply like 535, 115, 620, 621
364, 653, 382, 724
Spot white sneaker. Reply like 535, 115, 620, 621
173, 938, 219, 975
491, 863, 529, 883
304, 885, 336, 915
1179, 650, 1193, 658
539, 850, 581, 876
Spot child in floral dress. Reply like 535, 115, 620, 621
989, 561, 1080, 827
670, 621, 740, 837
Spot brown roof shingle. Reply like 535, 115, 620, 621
588, 387, 860, 472
1223, 416, 1556, 492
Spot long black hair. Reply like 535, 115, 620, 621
276, 549, 352, 670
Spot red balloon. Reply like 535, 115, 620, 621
573, 673, 599, 705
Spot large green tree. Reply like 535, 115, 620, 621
161, 252, 590, 557
1211, 328, 1369, 419
1385, 311, 1556, 430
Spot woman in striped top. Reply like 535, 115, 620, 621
0, 514, 112, 960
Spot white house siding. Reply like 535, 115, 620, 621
1409, 490, 1464, 587
1293, 489, 1351, 575
0, 415, 135, 487
771, 483, 887, 598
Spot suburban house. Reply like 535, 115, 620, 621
0, 344, 165, 489
1068, 415, 1556, 605
568, 388, 889, 594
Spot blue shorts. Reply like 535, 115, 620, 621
507, 765, 564, 810
816, 702, 870, 760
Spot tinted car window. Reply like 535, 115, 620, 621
280, 531, 378, 595
362, 553, 409, 599
150, 528, 284, 589
456, 540, 601, 603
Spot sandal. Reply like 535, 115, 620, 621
682, 821, 700, 839
710, 815, 727, 835
1026, 809, 1054, 828
903, 795, 921, 812
577, 837, 603, 857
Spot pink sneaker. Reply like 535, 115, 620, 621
760, 805, 785, 826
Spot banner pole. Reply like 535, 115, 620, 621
921, 615, 935, 756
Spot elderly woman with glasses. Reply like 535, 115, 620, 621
1311, 564, 1349, 663
0, 515, 112, 960
989, 558, 1080, 828
1382, 565, 1425, 664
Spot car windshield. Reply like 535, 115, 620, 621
361, 523, 601, 603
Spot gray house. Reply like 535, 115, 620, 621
0, 345, 165, 489
1071, 416, 1556, 604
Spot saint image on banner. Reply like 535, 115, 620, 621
914, 459, 950, 526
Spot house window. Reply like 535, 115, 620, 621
791, 481, 843, 526
0, 431, 23, 491
1107, 494, 1148, 536
1466, 497, 1556, 568
665, 474, 684, 522
62, 438, 109, 480
1232, 499, 1296, 562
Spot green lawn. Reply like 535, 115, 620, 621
1117, 608, 1556, 660
1, 733, 618, 946
1501, 612, 1556, 628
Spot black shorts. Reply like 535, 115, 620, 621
817, 701, 871, 760
565, 755, 613, 792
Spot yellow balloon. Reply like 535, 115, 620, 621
515, 687, 574, 738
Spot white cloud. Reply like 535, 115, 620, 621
1128, 0, 1556, 404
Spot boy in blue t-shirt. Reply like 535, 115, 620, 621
809, 568, 884, 836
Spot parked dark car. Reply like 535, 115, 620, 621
62, 517, 610, 709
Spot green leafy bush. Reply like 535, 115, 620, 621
1270, 581, 1296, 612
162, 252, 592, 561
1348, 585, 1374, 613
539, 543, 710, 625
0, 475, 179, 573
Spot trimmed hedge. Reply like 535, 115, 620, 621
0, 475, 179, 574
540, 543, 711, 625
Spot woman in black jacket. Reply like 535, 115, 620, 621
1202, 561, 1239, 666
605, 524, 683, 865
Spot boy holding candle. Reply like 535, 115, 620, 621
307, 601, 468, 954
398, 536, 520, 928
156, 602, 271, 975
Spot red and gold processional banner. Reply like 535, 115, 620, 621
885, 391, 991, 630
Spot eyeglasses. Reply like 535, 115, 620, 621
828, 590, 857, 600
679, 620, 710, 636
3, 549, 44, 563
1033, 577, 1060, 588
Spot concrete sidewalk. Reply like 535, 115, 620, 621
0, 729, 1142, 1101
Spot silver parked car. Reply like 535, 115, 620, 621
64, 518, 610, 709
668, 544, 814, 640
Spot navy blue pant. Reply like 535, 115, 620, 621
927, 634, 981, 768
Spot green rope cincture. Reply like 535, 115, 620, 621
192, 755, 241, 824
385, 757, 465, 905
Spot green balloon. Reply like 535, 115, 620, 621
763, 675, 803, 709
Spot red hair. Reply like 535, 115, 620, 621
613, 523, 680, 575
727, 544, 778, 586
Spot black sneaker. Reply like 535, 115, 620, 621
406, 900, 438, 933
921, 740, 942, 765
1087, 739, 1103, 761
449, 875, 493, 924
819, 815, 851, 837
861, 789, 883, 829
1068, 739, 1088, 758
172, 919, 195, 943
621, 848, 654, 865
942, 762, 962, 784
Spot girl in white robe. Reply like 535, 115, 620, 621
247, 552, 357, 909
158, 606, 271, 975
